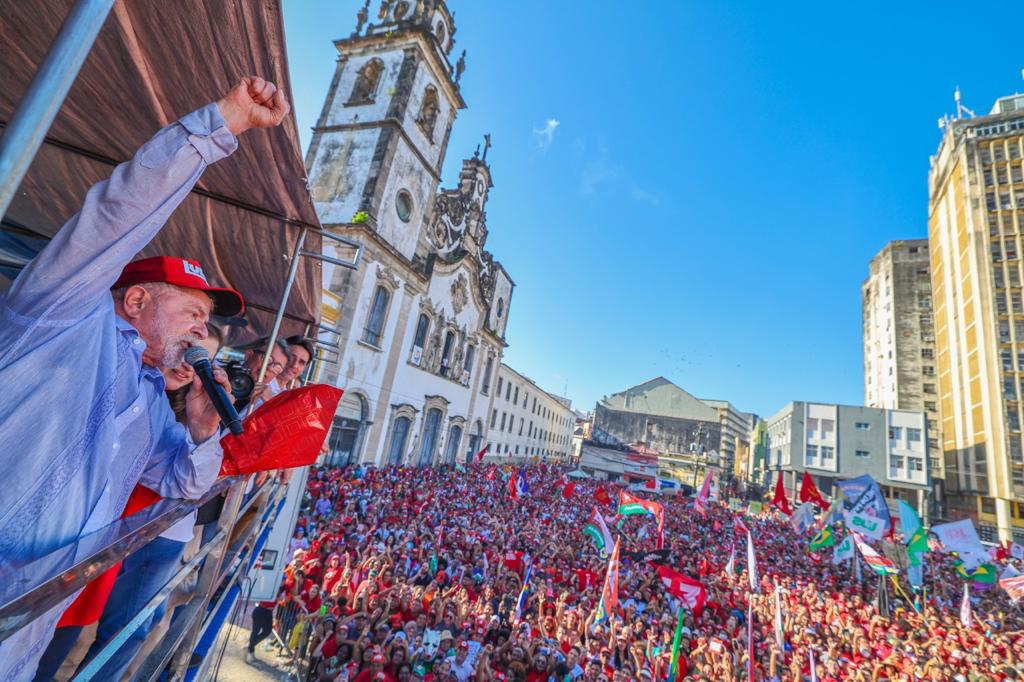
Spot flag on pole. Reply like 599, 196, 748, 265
474, 444, 489, 464
747, 530, 760, 593
694, 469, 714, 515
875, 574, 891, 617
956, 561, 998, 584
594, 486, 612, 506
897, 500, 928, 566
595, 538, 621, 623
960, 583, 973, 628
773, 583, 784, 651
668, 605, 686, 682
832, 534, 854, 564
617, 490, 665, 549
508, 469, 529, 501
799, 471, 828, 509
724, 544, 736, 577
809, 650, 818, 682
771, 471, 792, 515
853, 535, 899, 575
514, 559, 534, 623
809, 525, 836, 553
789, 502, 816, 534
583, 506, 614, 559
653, 564, 707, 615
746, 602, 756, 681
1000, 573, 1024, 601
734, 513, 750, 535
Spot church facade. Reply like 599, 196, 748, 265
308, 1, 514, 467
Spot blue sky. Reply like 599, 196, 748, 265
283, 1, 1024, 418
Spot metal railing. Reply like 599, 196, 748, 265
0, 473, 289, 680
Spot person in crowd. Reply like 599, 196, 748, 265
235, 336, 292, 412
0, 76, 290, 679
247, 463, 1024, 682
267, 335, 316, 395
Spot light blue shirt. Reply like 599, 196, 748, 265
0, 103, 237, 568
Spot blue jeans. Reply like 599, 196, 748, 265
79, 537, 185, 679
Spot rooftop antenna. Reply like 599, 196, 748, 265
954, 86, 975, 119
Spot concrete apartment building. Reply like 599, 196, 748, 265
701, 400, 755, 482
487, 364, 575, 462
929, 91, 1024, 541
862, 239, 944, 509
765, 401, 931, 518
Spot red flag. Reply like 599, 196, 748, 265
798, 472, 827, 509
734, 513, 749, 535
474, 444, 489, 464
594, 486, 612, 506
562, 482, 576, 499
653, 564, 706, 616
713, 519, 723, 532
771, 472, 792, 516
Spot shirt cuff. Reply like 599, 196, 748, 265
178, 102, 238, 164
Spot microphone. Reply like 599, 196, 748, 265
184, 346, 244, 436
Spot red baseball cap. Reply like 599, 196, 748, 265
112, 256, 244, 316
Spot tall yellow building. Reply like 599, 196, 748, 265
929, 92, 1024, 541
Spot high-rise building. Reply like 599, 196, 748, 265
699, 399, 754, 482
862, 239, 944, 511
928, 91, 1024, 541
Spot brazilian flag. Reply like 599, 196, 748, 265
955, 561, 998, 584
906, 527, 928, 566
809, 526, 835, 552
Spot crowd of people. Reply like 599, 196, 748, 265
250, 464, 1024, 682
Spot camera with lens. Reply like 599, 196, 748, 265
223, 360, 255, 404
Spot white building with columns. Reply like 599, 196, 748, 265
308, 1, 514, 467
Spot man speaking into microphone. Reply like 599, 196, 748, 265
0, 77, 289, 680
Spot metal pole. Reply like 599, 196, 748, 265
257, 227, 307, 383
0, 0, 116, 218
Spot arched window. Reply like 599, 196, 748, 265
444, 424, 463, 465
348, 58, 384, 104
463, 344, 475, 381
327, 393, 366, 466
419, 408, 442, 466
481, 356, 493, 394
411, 313, 429, 365
387, 416, 411, 465
416, 85, 440, 142
439, 330, 454, 377
363, 286, 390, 347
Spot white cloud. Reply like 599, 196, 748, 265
533, 118, 560, 150
580, 142, 661, 206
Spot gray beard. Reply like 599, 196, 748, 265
158, 334, 198, 368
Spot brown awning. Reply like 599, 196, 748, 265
0, 0, 322, 338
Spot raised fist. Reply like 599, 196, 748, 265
217, 77, 291, 135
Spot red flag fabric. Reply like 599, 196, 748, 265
562, 481, 576, 499
771, 472, 792, 516
798, 472, 828, 509
653, 564, 706, 616
219, 385, 343, 476
594, 486, 612, 506
474, 444, 489, 464
734, 513, 750, 535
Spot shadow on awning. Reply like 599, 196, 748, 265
0, 0, 322, 337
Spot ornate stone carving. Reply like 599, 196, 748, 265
454, 50, 466, 83
424, 320, 443, 373
354, 0, 370, 35
450, 273, 468, 315
477, 250, 496, 302
376, 264, 400, 290
449, 326, 466, 380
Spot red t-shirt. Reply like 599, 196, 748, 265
575, 569, 600, 592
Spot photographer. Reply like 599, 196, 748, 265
231, 336, 292, 412
0, 76, 289, 678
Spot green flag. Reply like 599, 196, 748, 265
809, 525, 835, 552
668, 605, 686, 681
429, 550, 438, 576
898, 500, 927, 566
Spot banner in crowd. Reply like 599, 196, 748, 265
809, 525, 835, 552
845, 508, 886, 540
618, 490, 665, 549
790, 502, 816, 534
832, 535, 854, 564
694, 470, 714, 515
1000, 572, 1024, 601
747, 531, 760, 593
595, 538, 621, 622
898, 500, 928, 566
836, 475, 891, 533
853, 535, 899, 575
747, 501, 763, 517
654, 564, 706, 614
622, 548, 671, 564
583, 506, 613, 559
932, 519, 990, 569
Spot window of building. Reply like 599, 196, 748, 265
1004, 320, 1014, 342
996, 266, 1006, 286
923, 365, 935, 376
855, 450, 870, 457
463, 345, 475, 380
891, 455, 904, 469
806, 417, 818, 437
924, 401, 937, 411
386, 416, 412, 466
921, 348, 934, 360
491, 409, 497, 428
889, 426, 903, 443
362, 286, 390, 347
505, 382, 511, 401
923, 383, 936, 394
909, 457, 924, 472
411, 313, 429, 365
855, 422, 870, 430
820, 445, 835, 461
1011, 435, 1024, 464
1013, 264, 1023, 287
1009, 409, 1021, 431
439, 331, 454, 377
514, 387, 519, 404
1014, 293, 1023, 314
395, 190, 414, 223
994, 241, 1004, 261
998, 292, 1008, 314
481, 357, 493, 395
519, 418, 524, 436
907, 428, 922, 443
805, 444, 818, 464
821, 419, 835, 436
500, 412, 506, 430
1004, 350, 1014, 371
